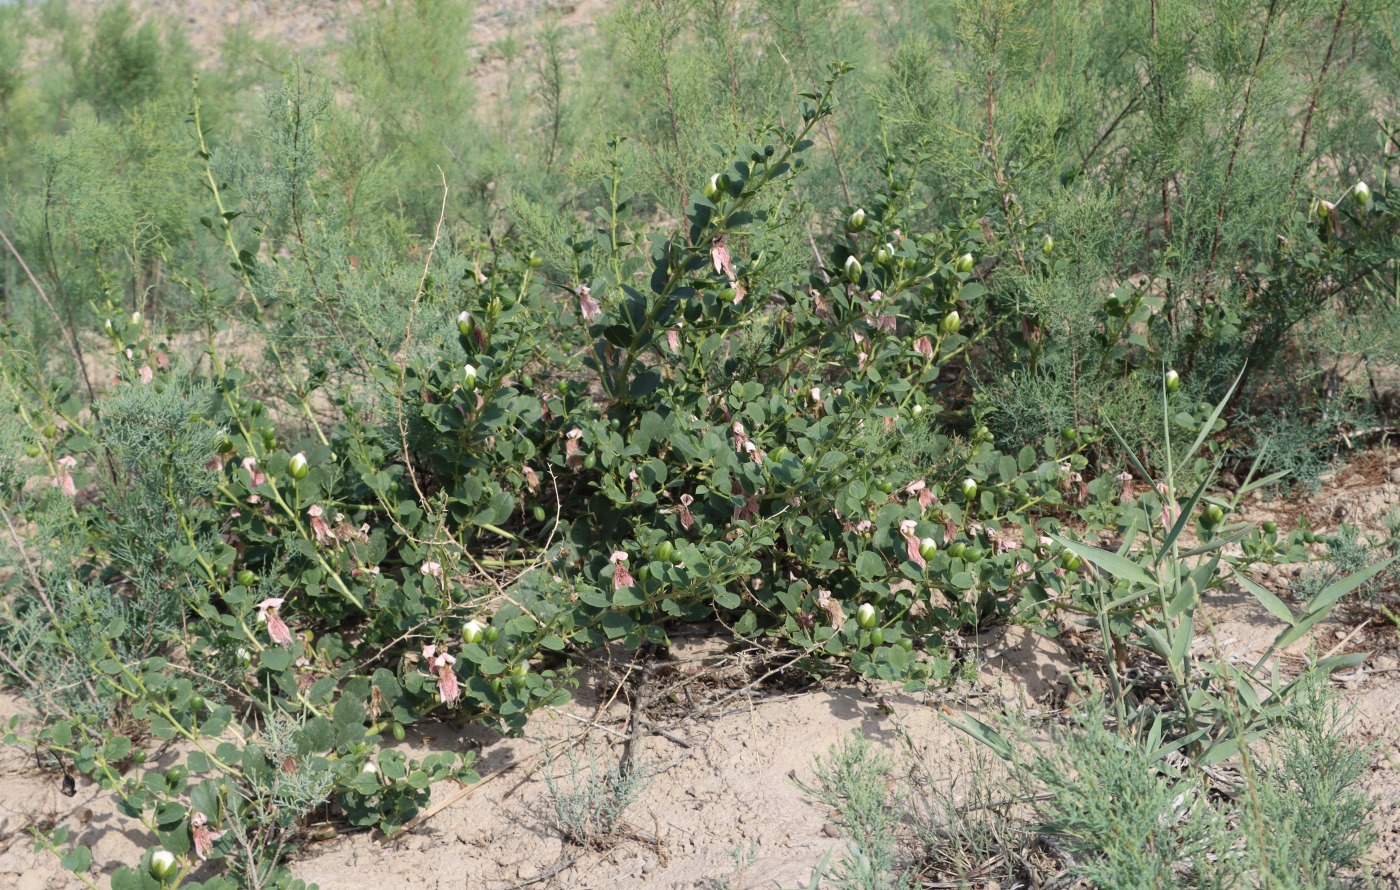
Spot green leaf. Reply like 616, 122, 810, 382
942, 712, 1013, 761
61, 845, 92, 874
260, 648, 291, 672
1232, 571, 1295, 625
1049, 534, 1155, 587
854, 551, 886, 580
1307, 552, 1400, 614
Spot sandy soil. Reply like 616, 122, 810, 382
2, 448, 1398, 889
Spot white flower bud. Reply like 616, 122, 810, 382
457, 310, 474, 336
150, 849, 178, 880
463, 619, 486, 644
846, 208, 867, 232
704, 174, 722, 200
955, 252, 974, 274
1354, 181, 1371, 205
463, 363, 478, 390
843, 255, 862, 281
288, 452, 309, 480
856, 602, 878, 629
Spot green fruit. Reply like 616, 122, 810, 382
869, 628, 885, 646
655, 541, 674, 563
1060, 428, 1077, 442
948, 542, 966, 558
876, 480, 895, 494
484, 627, 501, 643
899, 638, 914, 651
583, 453, 597, 470
532, 505, 547, 522
392, 723, 406, 741
1262, 521, 1278, 535
23, 444, 41, 458
236, 570, 257, 587
1201, 504, 1225, 528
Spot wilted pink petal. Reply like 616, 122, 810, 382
311, 515, 335, 545
855, 519, 873, 534
437, 663, 460, 705
901, 520, 926, 570
566, 428, 584, 470
191, 813, 222, 861
678, 494, 695, 530
914, 337, 934, 358
711, 234, 736, 282
266, 611, 292, 647
523, 465, 540, 492
667, 328, 681, 353
1116, 471, 1135, 503
874, 315, 897, 334
241, 457, 265, 488
732, 422, 749, 454
1156, 482, 1180, 530
576, 285, 601, 323
612, 552, 634, 589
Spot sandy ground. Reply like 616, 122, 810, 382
2, 448, 1399, 889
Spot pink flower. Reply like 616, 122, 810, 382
1015, 561, 1030, 576
611, 551, 634, 589
191, 812, 223, 861
156, 351, 170, 370
901, 519, 926, 570
420, 561, 443, 581
256, 597, 293, 647
138, 365, 154, 385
